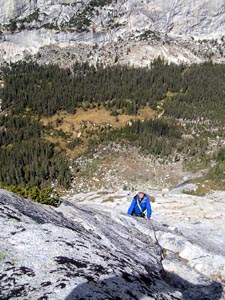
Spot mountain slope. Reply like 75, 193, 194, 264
1, 0, 225, 38
1, 0, 225, 66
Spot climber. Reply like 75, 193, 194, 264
127, 191, 152, 219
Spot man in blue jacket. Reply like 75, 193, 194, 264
127, 191, 152, 219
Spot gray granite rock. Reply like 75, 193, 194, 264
0, 189, 224, 299
1, 0, 225, 66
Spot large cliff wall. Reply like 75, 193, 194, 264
1, 0, 225, 39
0, 0, 73, 23
0, 0, 225, 66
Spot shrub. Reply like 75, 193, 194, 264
0, 183, 61, 207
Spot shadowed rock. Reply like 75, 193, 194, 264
0, 189, 224, 300
65, 272, 223, 300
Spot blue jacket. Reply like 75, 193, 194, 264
127, 193, 152, 218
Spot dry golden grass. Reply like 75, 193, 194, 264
211, 273, 225, 283
166, 91, 177, 98
41, 107, 157, 158
102, 196, 115, 203
138, 106, 157, 119
41, 107, 156, 136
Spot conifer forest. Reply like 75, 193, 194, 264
1, 58, 225, 202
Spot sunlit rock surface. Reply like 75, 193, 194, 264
1, 0, 225, 38
0, 188, 225, 299
1, 0, 225, 66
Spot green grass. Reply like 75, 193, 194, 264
0, 252, 6, 261
183, 176, 225, 196
102, 196, 115, 203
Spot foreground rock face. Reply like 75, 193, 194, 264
0, 188, 225, 299
1, 0, 225, 66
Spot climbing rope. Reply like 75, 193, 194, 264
149, 220, 166, 267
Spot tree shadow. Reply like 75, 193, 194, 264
65, 269, 224, 300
